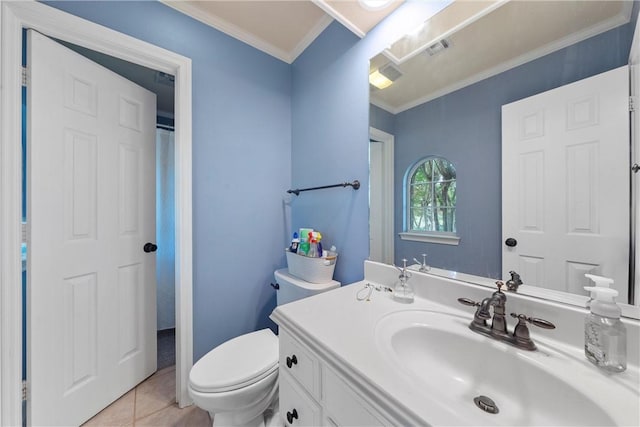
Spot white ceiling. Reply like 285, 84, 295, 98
370, 0, 633, 113
161, 0, 404, 63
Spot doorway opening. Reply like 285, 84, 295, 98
369, 127, 395, 264
1, 2, 194, 425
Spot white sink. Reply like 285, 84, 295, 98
375, 309, 636, 426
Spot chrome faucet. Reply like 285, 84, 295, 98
458, 281, 556, 350
412, 253, 430, 273
476, 281, 508, 336
506, 270, 523, 292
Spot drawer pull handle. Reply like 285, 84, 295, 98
286, 355, 298, 368
286, 409, 298, 424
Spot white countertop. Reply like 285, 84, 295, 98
271, 271, 640, 426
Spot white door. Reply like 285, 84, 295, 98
28, 30, 157, 426
502, 66, 629, 300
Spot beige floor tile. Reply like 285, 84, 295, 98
81, 389, 135, 427
135, 368, 177, 420
135, 403, 211, 427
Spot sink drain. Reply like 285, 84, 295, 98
474, 395, 499, 414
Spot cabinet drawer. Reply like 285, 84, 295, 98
280, 371, 321, 427
323, 367, 388, 426
279, 330, 319, 397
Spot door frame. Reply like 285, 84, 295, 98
630, 6, 640, 306
0, 2, 194, 424
369, 127, 395, 264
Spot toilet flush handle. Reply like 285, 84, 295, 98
286, 354, 297, 368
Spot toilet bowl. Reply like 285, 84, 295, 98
189, 269, 340, 426
189, 329, 279, 427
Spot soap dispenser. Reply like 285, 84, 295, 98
583, 285, 626, 373
584, 274, 614, 308
393, 259, 414, 303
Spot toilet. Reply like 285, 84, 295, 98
188, 268, 340, 427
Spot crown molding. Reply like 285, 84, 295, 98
161, 0, 297, 63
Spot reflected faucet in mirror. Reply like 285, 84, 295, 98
505, 270, 522, 292
368, 0, 640, 312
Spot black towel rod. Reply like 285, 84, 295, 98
287, 180, 360, 196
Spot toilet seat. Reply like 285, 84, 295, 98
190, 329, 278, 393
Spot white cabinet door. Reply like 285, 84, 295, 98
28, 30, 157, 426
280, 372, 321, 427
502, 66, 629, 299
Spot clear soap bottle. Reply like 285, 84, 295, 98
393, 259, 414, 303
583, 286, 626, 373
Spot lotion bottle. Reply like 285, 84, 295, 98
583, 286, 626, 372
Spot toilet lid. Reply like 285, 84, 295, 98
189, 328, 278, 393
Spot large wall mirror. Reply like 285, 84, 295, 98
368, 0, 640, 313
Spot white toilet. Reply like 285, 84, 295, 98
188, 268, 340, 427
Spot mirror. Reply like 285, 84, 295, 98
368, 0, 640, 311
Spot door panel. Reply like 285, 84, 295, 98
28, 30, 157, 426
502, 66, 629, 299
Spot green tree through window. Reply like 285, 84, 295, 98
407, 157, 456, 233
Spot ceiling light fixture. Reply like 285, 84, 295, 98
369, 70, 394, 89
359, 0, 394, 11
369, 63, 403, 90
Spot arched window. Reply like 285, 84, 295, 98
405, 157, 457, 234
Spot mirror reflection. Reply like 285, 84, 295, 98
368, 0, 639, 307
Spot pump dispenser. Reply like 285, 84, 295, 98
584, 274, 614, 308
583, 285, 626, 372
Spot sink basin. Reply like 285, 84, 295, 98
375, 310, 632, 426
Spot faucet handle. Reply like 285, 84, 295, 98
457, 298, 481, 307
495, 281, 504, 292
509, 313, 556, 329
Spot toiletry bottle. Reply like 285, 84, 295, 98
583, 286, 626, 372
308, 238, 318, 258
584, 274, 613, 309
298, 241, 309, 256
393, 259, 414, 303
289, 232, 299, 253
314, 231, 322, 258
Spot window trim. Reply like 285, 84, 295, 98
399, 231, 460, 245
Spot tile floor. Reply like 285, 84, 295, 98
82, 366, 210, 427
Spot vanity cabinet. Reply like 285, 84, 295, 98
279, 329, 391, 427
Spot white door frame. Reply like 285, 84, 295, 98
0, 2, 194, 424
631, 10, 640, 306
369, 127, 395, 264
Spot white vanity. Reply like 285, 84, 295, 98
270, 261, 640, 426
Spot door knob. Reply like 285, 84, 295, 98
505, 238, 517, 247
143, 242, 158, 253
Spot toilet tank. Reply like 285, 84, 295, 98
274, 268, 340, 306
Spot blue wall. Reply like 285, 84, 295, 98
391, 20, 636, 279
44, 1, 292, 361
291, 2, 451, 284
369, 104, 395, 137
